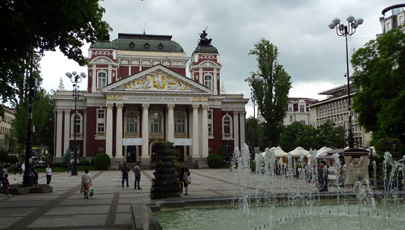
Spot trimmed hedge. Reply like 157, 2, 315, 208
207, 154, 224, 168
93, 153, 110, 170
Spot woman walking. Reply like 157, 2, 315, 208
46, 164, 52, 184
183, 167, 191, 195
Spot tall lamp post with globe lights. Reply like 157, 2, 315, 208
65, 71, 86, 176
328, 16, 363, 149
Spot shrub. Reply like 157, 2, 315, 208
93, 153, 110, 170
207, 154, 224, 168
61, 149, 71, 167
79, 157, 90, 166
9, 155, 19, 164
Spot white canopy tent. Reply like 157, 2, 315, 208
289, 146, 310, 157
316, 147, 333, 158
262, 146, 288, 158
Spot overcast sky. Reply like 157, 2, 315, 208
40, 0, 401, 117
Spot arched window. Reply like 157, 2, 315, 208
150, 112, 162, 133
222, 115, 232, 138
204, 75, 212, 89
125, 111, 138, 133
97, 72, 107, 88
174, 112, 186, 133
70, 113, 83, 137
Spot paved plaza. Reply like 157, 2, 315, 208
0, 169, 349, 229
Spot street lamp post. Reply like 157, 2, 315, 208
65, 71, 86, 176
245, 76, 262, 158
329, 16, 364, 149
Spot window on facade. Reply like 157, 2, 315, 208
224, 144, 231, 154
150, 112, 162, 133
97, 72, 107, 88
174, 112, 186, 133
204, 75, 212, 89
300, 121, 305, 125
126, 111, 138, 133
289, 115, 293, 122
288, 104, 293, 111
299, 105, 305, 112
97, 109, 105, 134
223, 116, 232, 136
71, 114, 82, 136
208, 110, 213, 135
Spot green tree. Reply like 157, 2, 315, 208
0, 0, 111, 104
12, 89, 55, 149
247, 39, 292, 147
279, 122, 307, 152
351, 27, 405, 149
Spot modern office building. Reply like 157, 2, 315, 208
379, 4, 405, 36
52, 31, 248, 166
309, 85, 371, 147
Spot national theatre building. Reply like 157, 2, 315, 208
52, 31, 248, 167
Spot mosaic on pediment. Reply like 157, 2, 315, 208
125, 71, 191, 91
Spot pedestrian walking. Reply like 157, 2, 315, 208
21, 162, 25, 173
0, 166, 5, 190
121, 163, 130, 188
133, 162, 141, 190
81, 169, 92, 199
178, 165, 185, 193
14, 161, 22, 175
2, 174, 12, 196
183, 167, 191, 195
32, 165, 39, 186
46, 164, 52, 184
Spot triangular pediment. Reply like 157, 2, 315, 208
102, 65, 212, 94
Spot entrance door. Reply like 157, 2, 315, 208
175, 146, 184, 162
127, 146, 137, 163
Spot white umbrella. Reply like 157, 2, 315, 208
289, 146, 310, 157
262, 146, 287, 158
316, 147, 333, 158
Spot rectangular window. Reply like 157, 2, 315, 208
300, 105, 305, 112
289, 115, 293, 122
288, 104, 293, 111
97, 109, 105, 134
300, 121, 305, 125
97, 72, 107, 88
224, 144, 231, 154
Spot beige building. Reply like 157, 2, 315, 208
309, 85, 371, 147
0, 105, 15, 150
284, 98, 318, 126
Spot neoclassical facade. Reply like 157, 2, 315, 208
52, 32, 248, 165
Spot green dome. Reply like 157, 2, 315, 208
193, 45, 218, 54
90, 34, 184, 53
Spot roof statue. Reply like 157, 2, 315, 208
58, 77, 65, 90
221, 82, 226, 93
198, 27, 212, 46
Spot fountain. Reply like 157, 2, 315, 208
153, 144, 405, 229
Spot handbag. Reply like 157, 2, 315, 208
90, 187, 94, 197
185, 175, 192, 184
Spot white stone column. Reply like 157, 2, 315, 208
56, 109, 63, 159
106, 104, 113, 158
116, 104, 123, 159
63, 109, 71, 155
201, 105, 209, 158
240, 112, 246, 146
108, 65, 112, 85
192, 104, 200, 160
233, 111, 239, 150
167, 104, 175, 142
141, 104, 149, 162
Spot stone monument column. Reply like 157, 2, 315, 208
56, 109, 63, 159
201, 105, 209, 158
141, 104, 150, 164
63, 109, 71, 155
167, 104, 175, 142
233, 111, 239, 150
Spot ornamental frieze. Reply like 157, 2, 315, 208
93, 51, 112, 56
193, 96, 208, 102
199, 55, 216, 60
125, 71, 190, 91
106, 94, 123, 101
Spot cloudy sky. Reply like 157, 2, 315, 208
40, 0, 401, 117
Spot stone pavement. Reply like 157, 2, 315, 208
0, 169, 349, 230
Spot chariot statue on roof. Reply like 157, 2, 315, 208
198, 27, 212, 46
